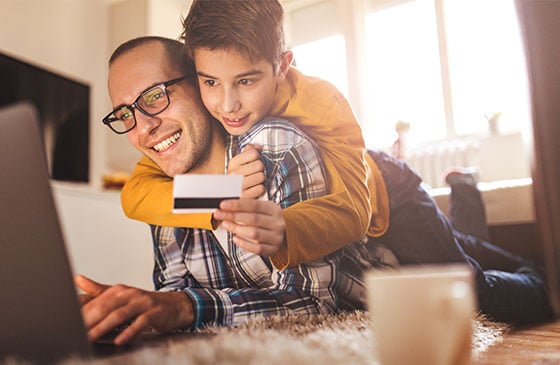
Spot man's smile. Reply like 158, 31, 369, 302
152, 131, 182, 152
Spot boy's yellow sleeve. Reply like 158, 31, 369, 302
268, 68, 389, 270
121, 156, 214, 230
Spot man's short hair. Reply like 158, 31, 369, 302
182, 0, 286, 69
109, 36, 196, 78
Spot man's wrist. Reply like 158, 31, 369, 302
172, 291, 196, 330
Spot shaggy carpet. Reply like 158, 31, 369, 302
38, 310, 507, 365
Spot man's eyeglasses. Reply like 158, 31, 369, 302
102, 76, 189, 134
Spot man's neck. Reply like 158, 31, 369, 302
188, 126, 227, 174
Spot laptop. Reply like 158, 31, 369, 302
0, 102, 197, 363
0, 102, 93, 363
516, 0, 560, 318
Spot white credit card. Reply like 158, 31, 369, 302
172, 174, 243, 213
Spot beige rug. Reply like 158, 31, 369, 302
41, 310, 507, 365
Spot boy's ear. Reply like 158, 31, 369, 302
276, 51, 294, 81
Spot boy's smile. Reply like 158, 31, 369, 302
222, 115, 251, 130
194, 48, 289, 136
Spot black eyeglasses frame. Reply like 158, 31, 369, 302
102, 75, 190, 135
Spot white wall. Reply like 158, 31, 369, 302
52, 182, 154, 289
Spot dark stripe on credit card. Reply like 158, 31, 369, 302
173, 197, 239, 209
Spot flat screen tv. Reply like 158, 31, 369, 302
0, 51, 89, 182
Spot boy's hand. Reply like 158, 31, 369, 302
227, 144, 265, 199
214, 198, 286, 257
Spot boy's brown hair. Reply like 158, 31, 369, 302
182, 0, 286, 71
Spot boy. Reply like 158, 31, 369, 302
121, 0, 390, 270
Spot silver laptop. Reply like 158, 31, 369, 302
516, 0, 560, 318
0, 102, 185, 363
0, 102, 92, 362
0, 102, 202, 363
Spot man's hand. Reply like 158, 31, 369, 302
74, 275, 194, 346
227, 144, 265, 199
213, 198, 286, 257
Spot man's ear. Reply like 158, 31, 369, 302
276, 51, 294, 81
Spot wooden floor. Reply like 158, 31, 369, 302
474, 319, 560, 364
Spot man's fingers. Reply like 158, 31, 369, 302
75, 275, 109, 297
78, 293, 94, 306
113, 315, 152, 346
85, 290, 144, 343
80, 284, 138, 335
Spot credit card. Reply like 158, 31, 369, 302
172, 174, 243, 213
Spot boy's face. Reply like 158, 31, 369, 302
193, 47, 290, 136
108, 43, 214, 177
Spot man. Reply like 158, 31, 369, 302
77, 36, 390, 346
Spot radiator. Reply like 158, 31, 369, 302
405, 139, 480, 188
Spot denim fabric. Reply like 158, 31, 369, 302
367, 150, 553, 325
367, 151, 467, 265
449, 181, 490, 242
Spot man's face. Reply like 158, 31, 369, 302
194, 47, 287, 136
108, 43, 213, 177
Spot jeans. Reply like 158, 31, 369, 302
367, 150, 553, 325
449, 180, 490, 242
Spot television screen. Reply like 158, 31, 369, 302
0, 52, 89, 182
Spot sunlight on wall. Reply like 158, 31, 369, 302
292, 35, 349, 98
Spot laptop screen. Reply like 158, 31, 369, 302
0, 102, 92, 363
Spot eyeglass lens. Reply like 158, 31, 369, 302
108, 85, 170, 133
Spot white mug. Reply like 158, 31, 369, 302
366, 264, 476, 365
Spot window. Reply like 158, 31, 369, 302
364, 0, 445, 147
286, 0, 530, 150
443, 0, 529, 137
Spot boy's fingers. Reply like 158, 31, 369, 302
240, 185, 266, 199
232, 147, 261, 165
244, 143, 262, 152
219, 198, 274, 214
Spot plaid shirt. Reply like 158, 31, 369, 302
150, 119, 395, 329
